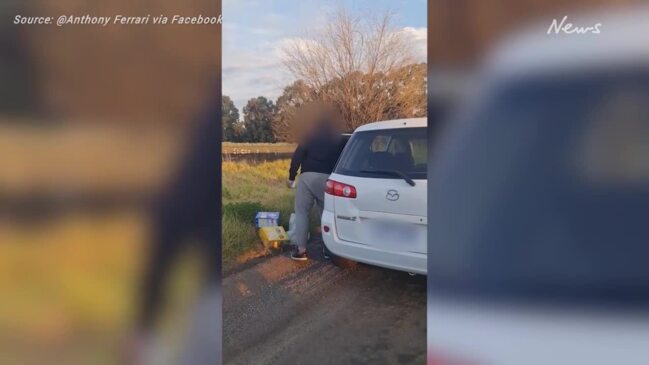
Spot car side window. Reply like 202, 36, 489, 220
410, 138, 427, 167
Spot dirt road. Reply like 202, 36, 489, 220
223, 238, 426, 364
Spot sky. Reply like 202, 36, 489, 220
223, 0, 427, 113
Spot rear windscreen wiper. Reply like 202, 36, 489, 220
360, 169, 416, 186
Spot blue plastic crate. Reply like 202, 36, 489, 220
255, 211, 280, 228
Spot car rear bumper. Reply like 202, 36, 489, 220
321, 210, 427, 275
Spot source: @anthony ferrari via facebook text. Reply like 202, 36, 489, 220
13, 14, 222, 27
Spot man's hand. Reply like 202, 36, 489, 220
287, 180, 296, 189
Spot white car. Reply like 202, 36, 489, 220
321, 117, 427, 275
428, 8, 649, 365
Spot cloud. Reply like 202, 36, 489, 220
223, 40, 292, 110
400, 27, 428, 62
223, 21, 427, 112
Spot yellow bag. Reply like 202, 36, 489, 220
258, 226, 289, 249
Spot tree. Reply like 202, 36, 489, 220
242, 96, 277, 142
222, 95, 241, 141
272, 80, 314, 142
281, 8, 426, 130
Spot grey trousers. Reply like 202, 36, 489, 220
294, 172, 329, 252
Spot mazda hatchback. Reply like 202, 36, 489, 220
428, 8, 649, 365
321, 118, 427, 274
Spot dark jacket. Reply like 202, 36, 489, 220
139, 98, 220, 330
289, 131, 344, 180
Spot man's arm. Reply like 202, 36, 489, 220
137, 98, 221, 330
289, 145, 306, 181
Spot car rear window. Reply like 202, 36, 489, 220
335, 127, 427, 180
428, 71, 649, 305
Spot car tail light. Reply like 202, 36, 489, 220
325, 179, 356, 198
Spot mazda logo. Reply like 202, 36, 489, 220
386, 189, 399, 201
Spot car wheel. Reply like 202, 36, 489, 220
325, 247, 357, 268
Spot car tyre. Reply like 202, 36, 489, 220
325, 245, 357, 268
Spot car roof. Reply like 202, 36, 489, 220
354, 117, 427, 132
486, 6, 649, 77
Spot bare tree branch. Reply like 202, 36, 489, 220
280, 7, 426, 132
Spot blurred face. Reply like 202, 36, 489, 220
295, 102, 343, 142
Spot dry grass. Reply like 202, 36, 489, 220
0, 212, 203, 363
0, 123, 206, 362
0, 125, 181, 194
222, 142, 296, 154
0, 213, 143, 363
0, 214, 143, 330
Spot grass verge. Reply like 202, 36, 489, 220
222, 159, 295, 268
